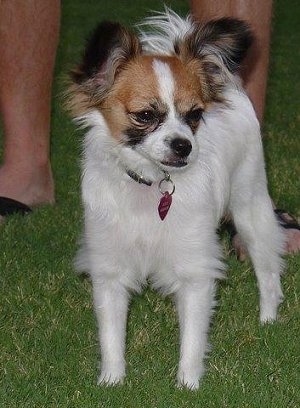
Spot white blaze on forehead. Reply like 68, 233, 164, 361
152, 59, 175, 112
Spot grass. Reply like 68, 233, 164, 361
0, 0, 299, 407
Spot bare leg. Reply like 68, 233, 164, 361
190, 0, 272, 123
0, 0, 60, 208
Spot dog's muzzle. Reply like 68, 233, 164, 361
170, 137, 192, 158
162, 137, 192, 167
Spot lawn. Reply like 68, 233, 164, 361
0, 0, 299, 407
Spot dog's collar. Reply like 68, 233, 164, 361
126, 169, 153, 186
125, 167, 176, 220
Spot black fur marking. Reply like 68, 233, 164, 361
190, 18, 253, 73
124, 127, 149, 146
71, 22, 122, 83
183, 107, 204, 133
71, 21, 140, 84
206, 18, 253, 71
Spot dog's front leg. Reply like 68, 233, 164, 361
175, 280, 215, 390
92, 279, 129, 386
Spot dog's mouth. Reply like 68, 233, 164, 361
160, 159, 188, 168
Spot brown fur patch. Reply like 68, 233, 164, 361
68, 54, 217, 140
99, 55, 212, 140
100, 56, 162, 140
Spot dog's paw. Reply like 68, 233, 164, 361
260, 306, 278, 324
177, 374, 200, 391
97, 361, 125, 386
260, 291, 284, 324
177, 365, 204, 391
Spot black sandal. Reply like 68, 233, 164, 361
0, 196, 32, 217
274, 209, 300, 230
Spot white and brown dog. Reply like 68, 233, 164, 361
68, 9, 285, 389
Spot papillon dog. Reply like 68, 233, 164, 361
68, 9, 285, 389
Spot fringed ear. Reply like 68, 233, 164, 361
193, 18, 253, 73
68, 21, 141, 114
178, 18, 253, 100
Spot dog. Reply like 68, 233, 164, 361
67, 9, 285, 390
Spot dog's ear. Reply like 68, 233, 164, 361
70, 21, 141, 98
190, 18, 253, 73
178, 18, 253, 99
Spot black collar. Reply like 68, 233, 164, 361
126, 169, 153, 186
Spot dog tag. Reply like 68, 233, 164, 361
158, 192, 172, 220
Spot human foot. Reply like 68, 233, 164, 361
0, 162, 55, 210
275, 209, 300, 254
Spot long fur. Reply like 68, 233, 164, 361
69, 8, 285, 390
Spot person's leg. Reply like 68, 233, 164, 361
0, 0, 60, 208
189, 0, 272, 123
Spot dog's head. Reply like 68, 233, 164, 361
68, 10, 252, 176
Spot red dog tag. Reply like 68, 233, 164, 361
158, 192, 172, 220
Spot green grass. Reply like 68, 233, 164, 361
0, 0, 299, 407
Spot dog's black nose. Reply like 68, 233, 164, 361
170, 138, 192, 158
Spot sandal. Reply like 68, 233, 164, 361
0, 196, 32, 217
274, 209, 300, 231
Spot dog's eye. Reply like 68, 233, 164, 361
133, 110, 156, 124
185, 108, 203, 126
